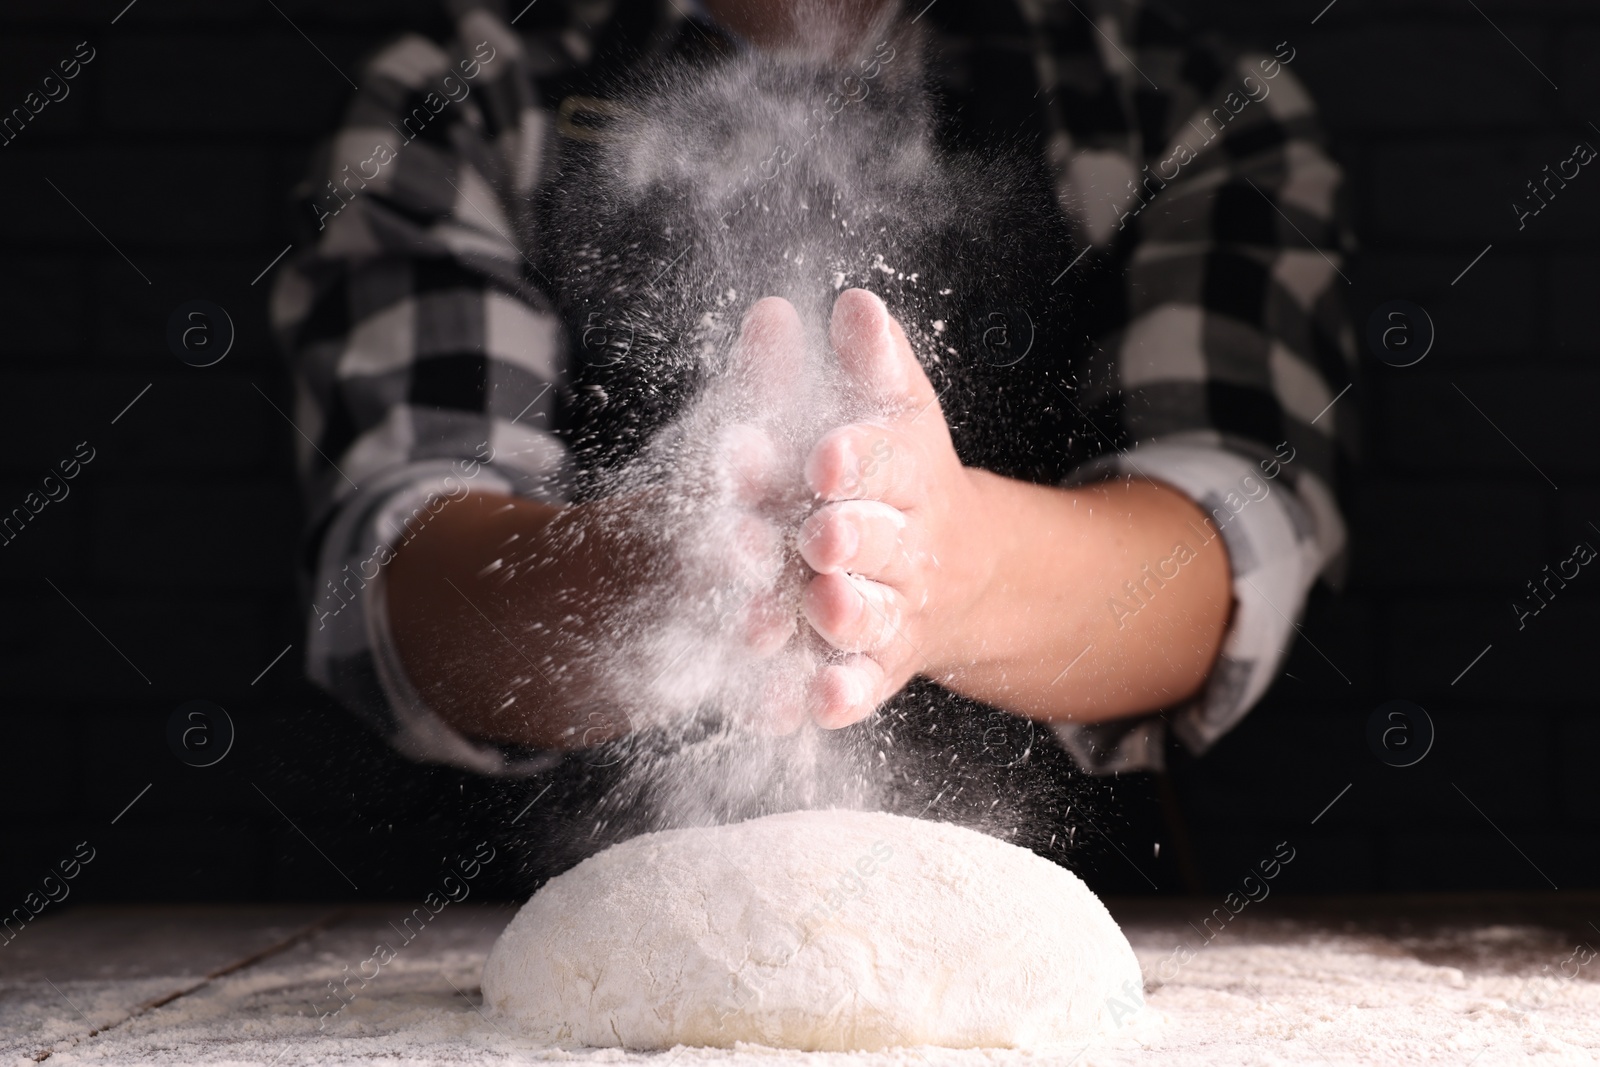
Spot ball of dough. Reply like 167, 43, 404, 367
482, 809, 1142, 1050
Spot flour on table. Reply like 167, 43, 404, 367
481, 809, 1143, 1051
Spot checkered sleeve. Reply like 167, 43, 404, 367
269, 5, 569, 775
1034, 2, 1356, 773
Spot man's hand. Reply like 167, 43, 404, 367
796, 288, 1236, 731
799, 288, 994, 727
386, 297, 821, 747
389, 288, 1236, 751
703, 297, 811, 662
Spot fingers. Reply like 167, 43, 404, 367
713, 298, 802, 507
737, 589, 797, 657
802, 571, 911, 655
798, 500, 917, 586
801, 571, 923, 729
726, 511, 784, 582
812, 657, 886, 729
716, 511, 797, 657
713, 294, 936, 729
710, 300, 807, 664
714, 423, 785, 511
830, 288, 938, 415
805, 424, 920, 506
731, 296, 806, 410
759, 670, 811, 735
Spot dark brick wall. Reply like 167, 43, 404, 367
1147, 0, 1600, 897
0, 0, 1594, 906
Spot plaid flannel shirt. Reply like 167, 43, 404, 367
271, 0, 1355, 777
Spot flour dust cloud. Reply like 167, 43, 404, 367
515, 4, 1088, 848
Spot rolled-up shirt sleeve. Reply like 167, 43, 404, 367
1051, 440, 1345, 774
1034, 6, 1357, 773
270, 11, 568, 775
306, 463, 564, 776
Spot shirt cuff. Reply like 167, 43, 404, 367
305, 460, 561, 777
1050, 441, 1346, 775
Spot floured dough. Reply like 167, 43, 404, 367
481, 809, 1142, 1051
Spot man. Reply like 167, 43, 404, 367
272, 0, 1351, 782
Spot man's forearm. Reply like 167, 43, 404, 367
385, 474, 1232, 745
385, 491, 605, 750
930, 473, 1232, 725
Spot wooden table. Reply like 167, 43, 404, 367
3, 897, 1596, 1065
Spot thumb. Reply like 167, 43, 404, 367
829, 288, 936, 415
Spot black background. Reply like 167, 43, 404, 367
1, 0, 1596, 906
